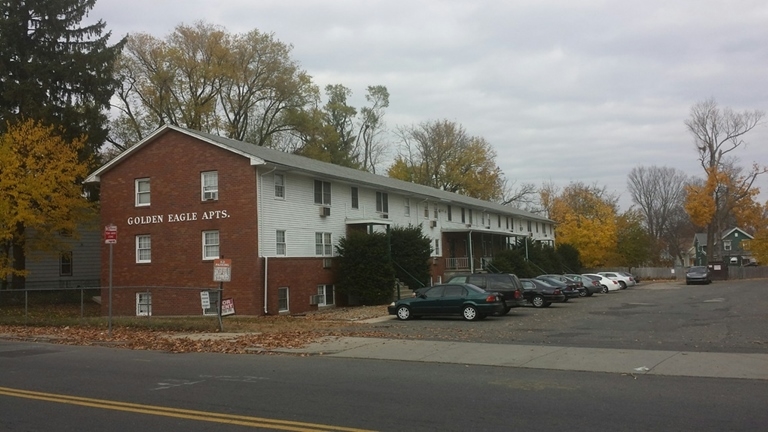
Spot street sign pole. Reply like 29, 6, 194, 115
217, 281, 224, 332
104, 224, 117, 337
108, 242, 113, 336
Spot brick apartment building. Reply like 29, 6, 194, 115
85, 125, 555, 316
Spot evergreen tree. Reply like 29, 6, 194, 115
390, 225, 432, 289
0, 0, 125, 166
335, 231, 395, 304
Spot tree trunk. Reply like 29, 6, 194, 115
705, 222, 716, 265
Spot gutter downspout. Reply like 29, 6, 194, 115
259, 166, 276, 314
468, 230, 474, 273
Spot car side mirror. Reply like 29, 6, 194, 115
419, 294, 428, 299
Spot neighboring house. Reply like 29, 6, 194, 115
8, 227, 101, 290
84, 125, 555, 316
690, 228, 755, 266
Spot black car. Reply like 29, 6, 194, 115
388, 283, 505, 320
535, 276, 581, 300
519, 278, 566, 308
564, 273, 601, 296
686, 266, 712, 285
446, 273, 527, 313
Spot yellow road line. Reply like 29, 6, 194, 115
0, 386, 375, 432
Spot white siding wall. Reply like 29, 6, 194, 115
25, 227, 101, 286
257, 168, 553, 257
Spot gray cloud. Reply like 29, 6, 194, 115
92, 0, 768, 209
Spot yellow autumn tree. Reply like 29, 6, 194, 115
388, 120, 503, 201
547, 182, 619, 268
684, 168, 719, 228
0, 119, 95, 288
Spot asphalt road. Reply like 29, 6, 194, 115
2, 278, 767, 431
362, 279, 768, 353
2, 340, 767, 432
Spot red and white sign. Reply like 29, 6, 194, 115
213, 259, 232, 282
221, 298, 235, 316
104, 225, 118, 244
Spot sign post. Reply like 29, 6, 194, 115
213, 259, 231, 332
104, 225, 118, 336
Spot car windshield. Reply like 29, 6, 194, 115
689, 266, 707, 272
584, 275, 600, 281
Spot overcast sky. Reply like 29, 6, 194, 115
91, 0, 768, 210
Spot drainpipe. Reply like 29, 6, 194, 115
468, 230, 474, 273
263, 256, 269, 314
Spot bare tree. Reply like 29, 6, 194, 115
627, 166, 690, 262
356, 85, 390, 173
684, 98, 765, 263
501, 179, 538, 210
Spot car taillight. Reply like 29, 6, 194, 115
514, 290, 522, 299
486, 295, 499, 302
554, 289, 561, 295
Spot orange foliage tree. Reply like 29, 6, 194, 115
547, 182, 619, 268
0, 119, 95, 288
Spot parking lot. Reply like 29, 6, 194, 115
366, 279, 768, 353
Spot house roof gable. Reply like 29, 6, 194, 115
86, 125, 553, 223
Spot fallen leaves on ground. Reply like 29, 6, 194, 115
0, 305, 394, 355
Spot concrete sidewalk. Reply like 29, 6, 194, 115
272, 336, 768, 380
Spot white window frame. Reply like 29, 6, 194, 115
351, 187, 358, 209
60, 251, 73, 276
136, 292, 152, 316
423, 202, 429, 219
376, 191, 389, 213
317, 284, 335, 306
276, 230, 286, 255
274, 173, 285, 199
434, 239, 440, 256
136, 235, 151, 263
278, 287, 289, 312
202, 230, 220, 260
135, 178, 150, 207
404, 198, 410, 217
315, 232, 332, 256
314, 180, 331, 205
201, 171, 218, 201
447, 205, 452, 221
723, 240, 732, 251
433, 205, 438, 220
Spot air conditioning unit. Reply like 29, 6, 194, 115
381, 213, 388, 219
529, 232, 534, 237
309, 295, 323, 305
430, 220, 437, 228
203, 191, 218, 201
319, 206, 331, 217
323, 258, 332, 269
466, 224, 472, 228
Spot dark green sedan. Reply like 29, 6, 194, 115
388, 283, 504, 321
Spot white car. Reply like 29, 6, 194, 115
583, 274, 621, 293
597, 272, 635, 289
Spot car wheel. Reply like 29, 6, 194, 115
462, 305, 479, 321
579, 289, 587, 297
396, 305, 411, 320
601, 285, 609, 294
531, 295, 546, 308
619, 281, 627, 289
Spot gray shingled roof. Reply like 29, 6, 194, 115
88, 125, 552, 223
